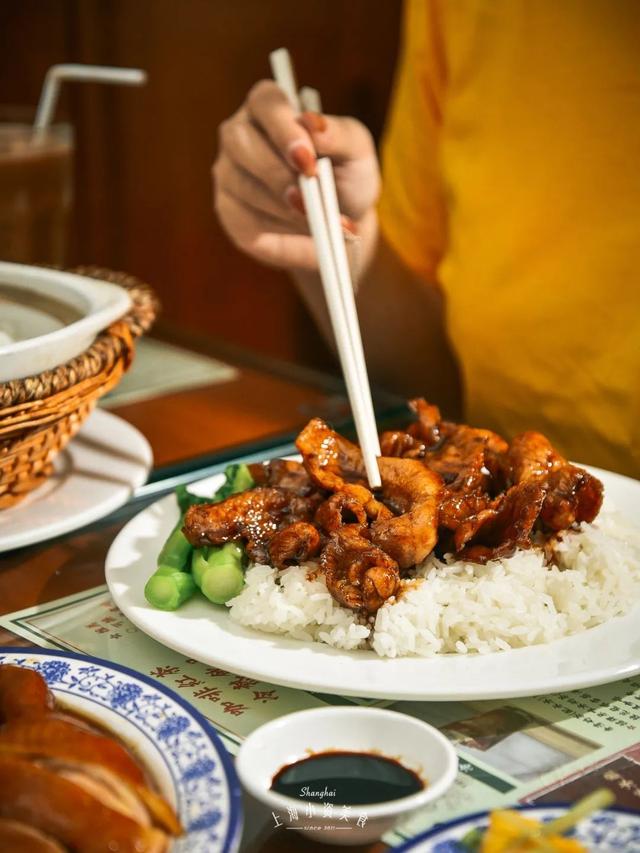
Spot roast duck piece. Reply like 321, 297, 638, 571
0, 664, 182, 853
184, 400, 603, 614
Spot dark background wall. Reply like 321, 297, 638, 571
0, 0, 401, 369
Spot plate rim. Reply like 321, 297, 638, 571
391, 803, 640, 851
0, 408, 152, 553
105, 464, 640, 701
0, 645, 244, 853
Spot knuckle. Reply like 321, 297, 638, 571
344, 116, 370, 143
332, 116, 373, 156
247, 79, 275, 110
217, 117, 233, 147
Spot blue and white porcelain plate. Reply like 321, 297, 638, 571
0, 648, 243, 852
393, 805, 640, 852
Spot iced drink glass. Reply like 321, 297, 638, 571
0, 122, 73, 265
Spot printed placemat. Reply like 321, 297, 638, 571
2, 588, 638, 845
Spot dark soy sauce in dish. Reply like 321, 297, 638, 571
271, 750, 424, 806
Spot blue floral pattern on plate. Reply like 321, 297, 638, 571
0, 648, 242, 852
393, 805, 640, 852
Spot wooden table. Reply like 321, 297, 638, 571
0, 356, 390, 852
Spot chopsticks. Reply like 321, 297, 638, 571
269, 48, 382, 489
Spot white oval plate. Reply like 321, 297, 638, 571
0, 647, 242, 852
0, 409, 152, 552
106, 465, 640, 702
392, 805, 640, 851
0, 262, 131, 382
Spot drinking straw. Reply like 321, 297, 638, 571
34, 64, 147, 131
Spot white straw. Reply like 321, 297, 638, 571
34, 64, 147, 131
269, 49, 381, 487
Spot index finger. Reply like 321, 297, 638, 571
246, 80, 317, 177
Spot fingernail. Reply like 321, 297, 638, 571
300, 111, 328, 134
288, 141, 316, 177
284, 185, 305, 214
341, 215, 358, 235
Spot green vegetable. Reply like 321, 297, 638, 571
156, 517, 193, 572
146, 464, 254, 611
200, 560, 245, 604
191, 542, 245, 602
190, 546, 211, 589
211, 463, 254, 502
176, 464, 254, 514
144, 567, 198, 611
175, 484, 211, 515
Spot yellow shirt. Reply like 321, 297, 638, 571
379, 0, 640, 477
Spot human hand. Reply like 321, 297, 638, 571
213, 80, 380, 271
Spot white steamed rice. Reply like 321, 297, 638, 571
227, 505, 640, 658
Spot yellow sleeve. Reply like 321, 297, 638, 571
378, 0, 447, 282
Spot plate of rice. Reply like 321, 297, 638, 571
106, 404, 640, 701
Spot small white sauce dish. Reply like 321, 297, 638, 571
236, 706, 457, 846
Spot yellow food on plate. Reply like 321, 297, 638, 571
480, 811, 588, 853
481, 810, 586, 853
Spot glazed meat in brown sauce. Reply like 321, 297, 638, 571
183, 401, 604, 614
383, 400, 603, 563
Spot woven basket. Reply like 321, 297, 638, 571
0, 267, 158, 509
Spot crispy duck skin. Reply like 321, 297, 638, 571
0, 717, 146, 786
0, 719, 181, 837
321, 525, 400, 612
0, 756, 167, 853
0, 665, 181, 850
0, 664, 54, 722
0, 819, 66, 853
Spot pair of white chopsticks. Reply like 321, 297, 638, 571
269, 48, 382, 489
